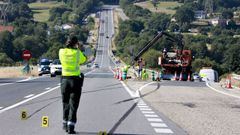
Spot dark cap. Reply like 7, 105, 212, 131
66, 36, 78, 48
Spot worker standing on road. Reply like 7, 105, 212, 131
137, 58, 144, 78
59, 36, 86, 134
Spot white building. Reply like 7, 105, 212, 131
194, 10, 207, 19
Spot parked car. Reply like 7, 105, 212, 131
50, 59, 62, 77
193, 73, 202, 82
38, 59, 51, 76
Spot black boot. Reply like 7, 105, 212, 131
67, 125, 76, 134
63, 123, 67, 132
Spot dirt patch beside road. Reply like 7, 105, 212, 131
0, 66, 38, 78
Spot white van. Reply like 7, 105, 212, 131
199, 68, 218, 82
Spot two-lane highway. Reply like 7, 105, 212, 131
0, 6, 187, 135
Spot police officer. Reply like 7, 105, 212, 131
59, 36, 86, 134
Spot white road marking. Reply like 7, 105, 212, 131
140, 108, 152, 111
147, 118, 163, 122
0, 76, 45, 87
58, 83, 61, 86
144, 114, 159, 118
142, 111, 155, 114
45, 87, 51, 90
151, 123, 168, 128
137, 105, 148, 108
24, 94, 34, 99
154, 128, 173, 134
0, 86, 60, 114
0, 83, 13, 86
139, 82, 158, 91
206, 82, 240, 99
0, 107, 3, 110
138, 103, 146, 106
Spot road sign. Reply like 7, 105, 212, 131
22, 50, 32, 60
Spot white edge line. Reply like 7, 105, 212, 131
24, 94, 34, 99
0, 86, 60, 114
0, 83, 13, 86
206, 82, 240, 99
139, 82, 158, 91
109, 67, 139, 98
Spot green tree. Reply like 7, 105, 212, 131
223, 44, 240, 72
175, 7, 194, 24
0, 53, 14, 66
0, 31, 14, 59
142, 49, 161, 68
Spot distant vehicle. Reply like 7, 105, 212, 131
199, 68, 218, 82
106, 35, 109, 38
50, 59, 62, 77
86, 63, 92, 68
193, 73, 202, 82
93, 63, 99, 68
38, 59, 51, 76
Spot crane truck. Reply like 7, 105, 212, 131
133, 31, 192, 81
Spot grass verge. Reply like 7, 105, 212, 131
134, 1, 182, 15
28, 1, 64, 22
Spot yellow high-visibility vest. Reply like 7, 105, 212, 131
59, 48, 86, 76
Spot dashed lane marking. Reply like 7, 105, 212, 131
139, 108, 152, 111
45, 87, 51, 90
147, 118, 163, 122
24, 94, 34, 99
154, 128, 174, 134
144, 114, 159, 118
151, 123, 168, 128
142, 111, 155, 114
0, 107, 3, 110
138, 105, 149, 108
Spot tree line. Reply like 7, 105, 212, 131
116, 0, 240, 76
0, 0, 102, 66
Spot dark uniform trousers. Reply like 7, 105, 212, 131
61, 75, 83, 124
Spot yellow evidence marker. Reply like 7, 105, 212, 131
98, 131, 107, 135
21, 111, 27, 120
42, 116, 49, 127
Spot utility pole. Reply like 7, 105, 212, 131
205, 0, 213, 14
0, 0, 11, 25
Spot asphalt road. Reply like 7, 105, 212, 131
0, 6, 187, 135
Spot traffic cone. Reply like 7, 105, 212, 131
174, 71, 177, 80
115, 68, 119, 79
179, 72, 183, 81
119, 71, 123, 81
187, 73, 191, 81
156, 71, 160, 81
226, 75, 232, 89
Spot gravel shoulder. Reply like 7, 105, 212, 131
125, 79, 240, 135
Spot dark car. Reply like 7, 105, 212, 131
38, 59, 51, 76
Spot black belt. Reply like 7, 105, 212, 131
61, 76, 80, 79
